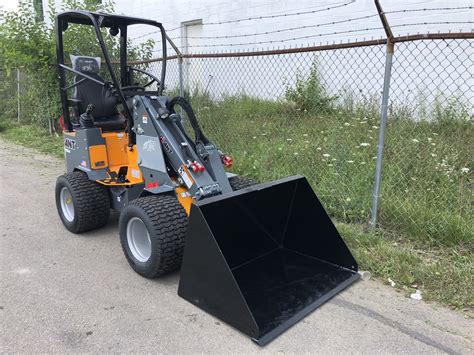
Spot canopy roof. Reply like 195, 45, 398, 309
57, 10, 162, 28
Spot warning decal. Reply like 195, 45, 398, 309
178, 164, 195, 189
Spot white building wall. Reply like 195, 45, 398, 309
41, 0, 473, 113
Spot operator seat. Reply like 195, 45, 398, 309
71, 55, 126, 131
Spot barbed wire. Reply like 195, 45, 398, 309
168, 6, 474, 41
171, 14, 380, 40
153, 21, 472, 50
385, 6, 473, 15
131, 0, 356, 41
153, 27, 383, 51
187, 0, 355, 25
131, 5, 473, 43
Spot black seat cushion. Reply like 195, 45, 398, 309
71, 55, 119, 119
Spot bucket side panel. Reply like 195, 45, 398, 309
178, 205, 259, 338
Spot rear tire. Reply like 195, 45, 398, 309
55, 171, 110, 233
119, 195, 188, 278
229, 175, 257, 191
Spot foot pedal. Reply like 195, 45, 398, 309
117, 166, 128, 183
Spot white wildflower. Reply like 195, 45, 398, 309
431, 143, 436, 146
360, 143, 370, 147
427, 137, 432, 142
303, 133, 308, 137
286, 138, 292, 141
317, 147, 322, 150
323, 153, 331, 157
431, 153, 437, 157
294, 152, 298, 156
346, 160, 354, 163
344, 122, 350, 126
412, 139, 419, 143
328, 164, 333, 166
387, 278, 396, 287
461, 167, 470, 173
278, 147, 282, 151
346, 197, 351, 202
360, 162, 366, 165
252, 136, 257, 139
372, 125, 378, 129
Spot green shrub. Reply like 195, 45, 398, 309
284, 61, 336, 113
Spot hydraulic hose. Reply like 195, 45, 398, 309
166, 96, 209, 145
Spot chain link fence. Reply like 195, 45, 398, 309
138, 34, 473, 247
1, 33, 472, 248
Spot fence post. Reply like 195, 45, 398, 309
17, 68, 20, 122
178, 56, 184, 97
369, 0, 395, 227
165, 34, 185, 97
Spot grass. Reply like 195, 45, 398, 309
0, 120, 63, 158
0, 94, 472, 314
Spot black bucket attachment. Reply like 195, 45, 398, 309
178, 175, 359, 345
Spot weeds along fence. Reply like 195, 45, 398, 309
136, 33, 473, 247
1, 33, 472, 248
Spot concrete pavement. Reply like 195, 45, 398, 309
1, 138, 472, 353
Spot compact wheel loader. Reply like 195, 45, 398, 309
54, 10, 360, 345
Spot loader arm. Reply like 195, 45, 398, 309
131, 95, 232, 199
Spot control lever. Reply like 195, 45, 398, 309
79, 104, 95, 129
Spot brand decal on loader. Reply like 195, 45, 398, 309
64, 138, 76, 151
143, 139, 157, 152
178, 164, 195, 189
163, 141, 172, 154
142, 114, 148, 124
160, 136, 173, 154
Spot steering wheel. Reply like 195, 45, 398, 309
121, 85, 146, 92
128, 67, 161, 90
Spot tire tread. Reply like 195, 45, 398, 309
57, 171, 110, 233
120, 195, 188, 277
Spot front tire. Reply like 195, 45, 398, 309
55, 171, 110, 233
229, 175, 257, 191
119, 195, 188, 278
